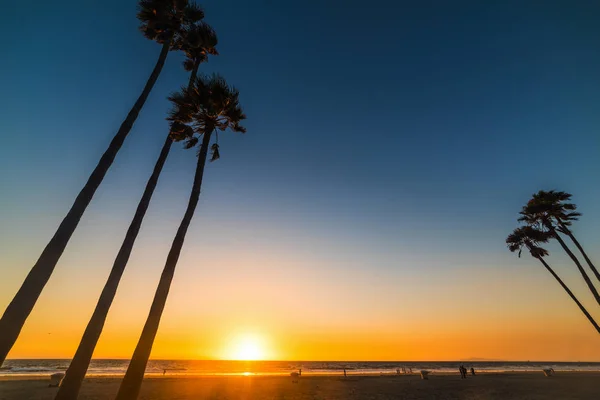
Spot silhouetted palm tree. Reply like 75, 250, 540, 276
522, 190, 599, 283
519, 191, 600, 306
0, 0, 205, 366
53, 22, 217, 400
115, 75, 246, 400
506, 226, 600, 334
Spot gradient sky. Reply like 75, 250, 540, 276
1, 0, 600, 361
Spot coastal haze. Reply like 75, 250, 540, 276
1, 0, 599, 385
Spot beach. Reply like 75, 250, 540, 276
1, 373, 599, 400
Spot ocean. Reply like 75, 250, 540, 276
1, 360, 599, 376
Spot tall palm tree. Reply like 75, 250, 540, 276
0, 0, 205, 366
519, 193, 600, 306
115, 75, 246, 400
524, 190, 599, 283
53, 22, 218, 400
506, 226, 600, 334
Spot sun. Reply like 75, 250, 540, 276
227, 335, 265, 360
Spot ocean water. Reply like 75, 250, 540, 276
1, 360, 599, 376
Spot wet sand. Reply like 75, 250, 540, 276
1, 373, 599, 399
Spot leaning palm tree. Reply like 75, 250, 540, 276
506, 226, 600, 334
0, 0, 205, 366
525, 190, 599, 283
115, 75, 246, 400
53, 22, 217, 400
519, 193, 600, 306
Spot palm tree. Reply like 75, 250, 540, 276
506, 226, 600, 334
0, 0, 205, 366
114, 75, 246, 400
524, 190, 599, 283
519, 192, 600, 306
53, 22, 217, 400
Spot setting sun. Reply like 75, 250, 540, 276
226, 335, 265, 360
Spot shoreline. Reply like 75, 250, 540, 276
1, 370, 598, 380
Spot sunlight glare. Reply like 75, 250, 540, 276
228, 334, 265, 360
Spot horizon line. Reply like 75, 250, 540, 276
5, 358, 600, 363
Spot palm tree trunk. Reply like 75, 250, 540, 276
53, 137, 173, 400
537, 257, 600, 334
552, 231, 600, 306
558, 221, 600, 283
0, 39, 172, 366
115, 130, 213, 400
54, 62, 200, 400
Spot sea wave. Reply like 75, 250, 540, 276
1, 360, 599, 376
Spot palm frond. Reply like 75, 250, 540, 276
183, 2, 204, 24
530, 246, 549, 259
210, 143, 220, 162
563, 211, 581, 220
184, 136, 199, 149
183, 58, 195, 71
167, 86, 197, 124
169, 121, 194, 141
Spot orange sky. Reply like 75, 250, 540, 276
2, 232, 599, 361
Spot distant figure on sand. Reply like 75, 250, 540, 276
290, 368, 302, 382
49, 373, 65, 387
343, 368, 347, 377
470, 367, 475, 376
163, 369, 167, 376
459, 365, 466, 379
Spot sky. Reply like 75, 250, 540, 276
0, 0, 599, 361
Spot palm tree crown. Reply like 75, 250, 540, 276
168, 74, 246, 158
506, 226, 550, 259
137, 0, 205, 44
518, 190, 581, 232
176, 21, 219, 71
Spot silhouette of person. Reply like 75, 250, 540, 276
470, 367, 475, 376
343, 368, 347, 377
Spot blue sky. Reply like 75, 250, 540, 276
1, 0, 600, 359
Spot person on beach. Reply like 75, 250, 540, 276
471, 367, 475, 376
343, 368, 347, 378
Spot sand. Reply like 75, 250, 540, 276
1, 373, 599, 400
